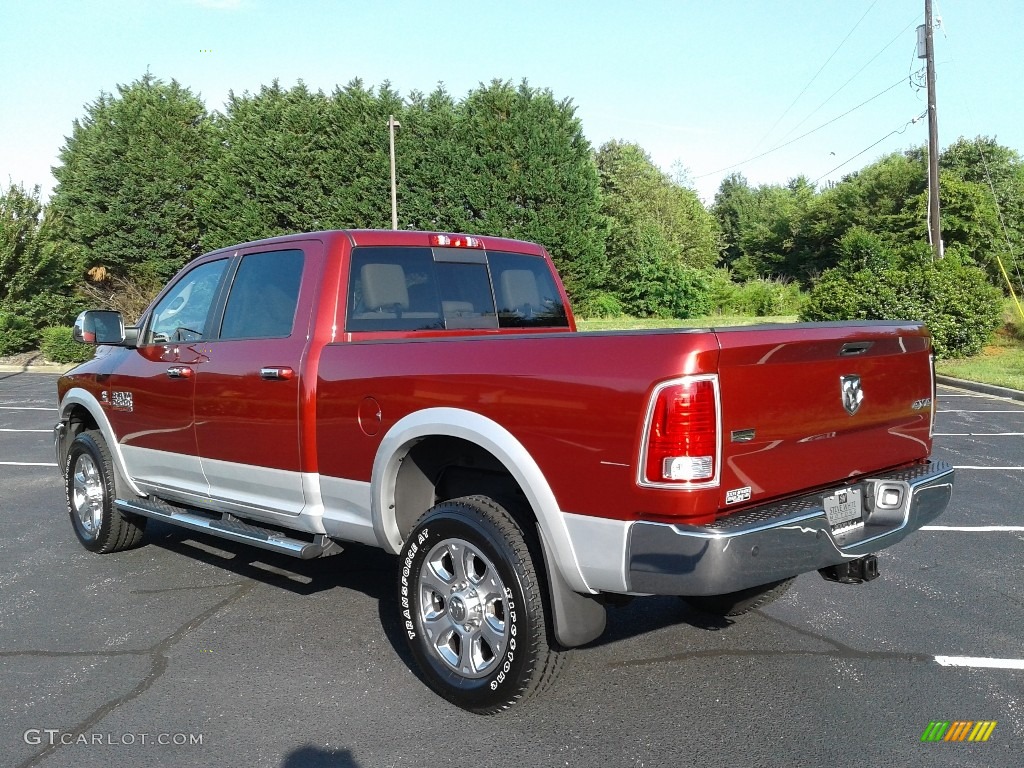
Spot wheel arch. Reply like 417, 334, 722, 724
371, 407, 592, 595
57, 387, 144, 497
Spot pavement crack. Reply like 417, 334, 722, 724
131, 581, 248, 595
15, 580, 256, 768
607, 646, 934, 670
0, 649, 150, 659
608, 612, 935, 670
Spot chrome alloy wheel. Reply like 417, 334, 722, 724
71, 453, 104, 538
417, 538, 509, 679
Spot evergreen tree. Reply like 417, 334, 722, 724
199, 80, 334, 249
50, 73, 215, 288
454, 80, 607, 301
399, 85, 466, 231
321, 79, 404, 230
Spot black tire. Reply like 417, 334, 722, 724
65, 430, 146, 553
685, 577, 795, 617
398, 495, 562, 714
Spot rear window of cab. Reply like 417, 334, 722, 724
345, 246, 568, 332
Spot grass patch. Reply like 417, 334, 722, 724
937, 301, 1024, 391
577, 315, 799, 331
937, 335, 1024, 391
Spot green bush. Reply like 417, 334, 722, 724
573, 290, 623, 319
801, 253, 1003, 358
40, 327, 94, 364
666, 264, 714, 319
705, 269, 806, 317
730, 278, 805, 316
706, 268, 739, 314
0, 312, 38, 355
4, 292, 86, 332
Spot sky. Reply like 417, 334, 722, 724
2, 0, 1022, 205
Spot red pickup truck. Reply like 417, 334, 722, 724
56, 229, 953, 713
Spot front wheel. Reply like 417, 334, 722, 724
398, 495, 563, 714
65, 430, 146, 553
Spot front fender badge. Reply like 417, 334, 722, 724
840, 375, 864, 416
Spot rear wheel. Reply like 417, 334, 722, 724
65, 430, 146, 553
398, 495, 562, 713
685, 577, 795, 617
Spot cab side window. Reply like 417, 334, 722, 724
145, 259, 228, 345
220, 249, 305, 340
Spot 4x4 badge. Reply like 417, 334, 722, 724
840, 375, 864, 416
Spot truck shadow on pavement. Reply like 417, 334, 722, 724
143, 519, 737, 675
281, 745, 360, 768
143, 520, 418, 670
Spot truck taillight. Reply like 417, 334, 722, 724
640, 376, 720, 487
430, 234, 484, 248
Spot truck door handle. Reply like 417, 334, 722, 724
260, 366, 295, 381
166, 366, 193, 379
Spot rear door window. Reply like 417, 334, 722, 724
220, 249, 305, 339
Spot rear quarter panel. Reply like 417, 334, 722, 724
315, 330, 721, 523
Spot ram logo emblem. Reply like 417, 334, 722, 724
840, 375, 864, 416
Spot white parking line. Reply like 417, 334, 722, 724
935, 656, 1024, 670
0, 406, 53, 411
952, 466, 1024, 470
923, 525, 1024, 532
936, 432, 1024, 436
0, 461, 57, 467
937, 410, 1024, 413
0, 428, 51, 433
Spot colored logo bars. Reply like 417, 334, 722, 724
921, 721, 997, 743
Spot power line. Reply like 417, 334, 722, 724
751, 0, 879, 152
813, 111, 926, 184
778, 13, 923, 144
694, 71, 922, 180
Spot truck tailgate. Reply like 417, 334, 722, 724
714, 322, 934, 511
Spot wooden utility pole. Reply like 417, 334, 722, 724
924, 0, 942, 259
387, 115, 401, 230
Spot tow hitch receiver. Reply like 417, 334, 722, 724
819, 555, 879, 584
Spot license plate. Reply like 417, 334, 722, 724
824, 488, 863, 528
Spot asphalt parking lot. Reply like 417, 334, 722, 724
1, 371, 1021, 768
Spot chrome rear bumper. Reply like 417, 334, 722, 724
626, 460, 954, 596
